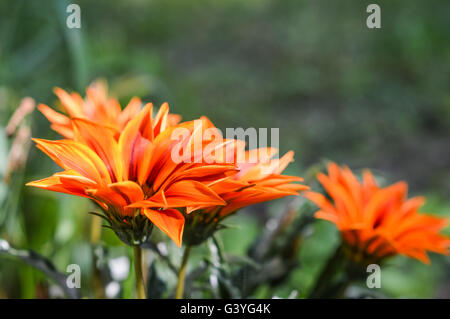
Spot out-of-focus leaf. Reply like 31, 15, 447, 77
0, 238, 80, 298
146, 262, 166, 299
206, 236, 241, 298
146, 242, 178, 274
225, 254, 261, 270
0, 127, 8, 177
184, 260, 209, 297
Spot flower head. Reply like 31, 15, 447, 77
37, 80, 181, 139
27, 104, 234, 247
216, 147, 308, 216
182, 118, 308, 245
305, 162, 450, 264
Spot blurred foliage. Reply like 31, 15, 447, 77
0, 0, 449, 298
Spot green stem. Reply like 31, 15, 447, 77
175, 245, 191, 299
90, 214, 104, 299
133, 245, 146, 299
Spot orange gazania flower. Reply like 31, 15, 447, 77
27, 104, 236, 247
181, 118, 308, 246
214, 148, 309, 216
38, 80, 181, 139
199, 118, 308, 216
305, 162, 450, 264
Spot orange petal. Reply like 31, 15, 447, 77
160, 164, 238, 190
304, 191, 337, 215
72, 118, 123, 182
273, 150, 295, 175
142, 208, 184, 247
33, 138, 111, 184
118, 97, 142, 128
167, 114, 182, 126
363, 182, 407, 227
26, 170, 96, 198
153, 102, 169, 136
53, 87, 84, 118
163, 180, 226, 207
108, 181, 145, 204
50, 124, 74, 139
118, 104, 154, 183
38, 104, 71, 125
219, 187, 297, 216
318, 173, 359, 224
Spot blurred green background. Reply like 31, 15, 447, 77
0, 0, 449, 298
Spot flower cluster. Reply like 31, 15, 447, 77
28, 81, 449, 267
26, 81, 450, 299
28, 82, 306, 248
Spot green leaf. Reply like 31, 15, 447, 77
0, 238, 81, 298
